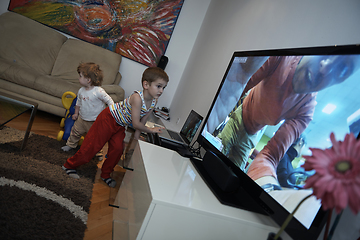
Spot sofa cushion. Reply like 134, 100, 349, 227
0, 59, 41, 88
0, 79, 64, 107
34, 75, 81, 98
0, 12, 67, 75
51, 39, 122, 85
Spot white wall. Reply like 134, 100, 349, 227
0, 0, 210, 110
0, 1, 9, 15
167, 0, 360, 131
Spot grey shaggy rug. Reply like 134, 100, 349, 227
0, 127, 98, 240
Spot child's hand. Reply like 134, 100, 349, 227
151, 126, 165, 134
72, 113, 79, 121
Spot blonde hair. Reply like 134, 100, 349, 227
142, 67, 169, 84
77, 62, 103, 86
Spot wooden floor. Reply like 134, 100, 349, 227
4, 109, 128, 240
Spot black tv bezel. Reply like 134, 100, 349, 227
193, 44, 360, 240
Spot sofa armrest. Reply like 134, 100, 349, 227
113, 72, 122, 85
102, 85, 125, 103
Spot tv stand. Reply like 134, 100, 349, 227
112, 141, 292, 240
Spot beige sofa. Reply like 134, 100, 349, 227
0, 12, 124, 117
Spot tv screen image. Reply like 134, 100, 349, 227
192, 44, 360, 240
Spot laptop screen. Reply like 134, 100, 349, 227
180, 110, 203, 144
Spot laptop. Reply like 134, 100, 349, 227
147, 110, 203, 147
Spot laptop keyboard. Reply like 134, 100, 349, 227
168, 130, 183, 142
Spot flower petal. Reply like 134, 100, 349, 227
303, 132, 360, 214
334, 182, 348, 212
330, 132, 340, 154
321, 192, 334, 211
345, 184, 360, 214
327, 180, 340, 194
303, 175, 319, 189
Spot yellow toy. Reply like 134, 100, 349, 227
57, 91, 84, 145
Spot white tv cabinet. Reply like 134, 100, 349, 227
112, 140, 291, 240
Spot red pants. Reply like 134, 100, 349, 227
64, 107, 125, 179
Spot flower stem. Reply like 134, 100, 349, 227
323, 209, 332, 240
326, 210, 343, 240
274, 193, 313, 240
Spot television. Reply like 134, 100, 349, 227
191, 44, 360, 240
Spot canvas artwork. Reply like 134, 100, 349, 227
8, 0, 185, 67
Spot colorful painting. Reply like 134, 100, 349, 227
8, 0, 185, 67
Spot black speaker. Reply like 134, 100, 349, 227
157, 55, 168, 70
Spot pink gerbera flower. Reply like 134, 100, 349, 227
302, 132, 360, 214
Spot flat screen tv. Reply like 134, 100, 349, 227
191, 44, 360, 240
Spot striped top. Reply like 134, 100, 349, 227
109, 91, 156, 127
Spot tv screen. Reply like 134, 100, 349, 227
192, 44, 360, 240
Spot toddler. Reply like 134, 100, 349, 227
61, 62, 114, 152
